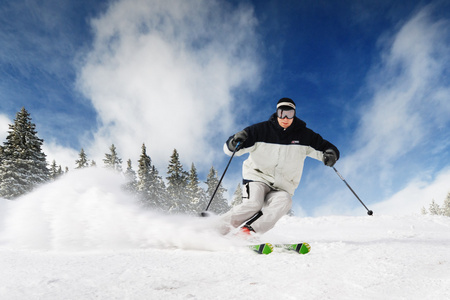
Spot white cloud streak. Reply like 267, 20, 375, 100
371, 167, 450, 215
77, 0, 261, 170
351, 6, 450, 172
0, 114, 11, 143
301, 5, 450, 216
42, 142, 79, 170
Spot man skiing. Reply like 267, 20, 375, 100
220, 97, 339, 235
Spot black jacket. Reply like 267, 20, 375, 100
224, 114, 339, 195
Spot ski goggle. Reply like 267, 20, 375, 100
277, 108, 295, 119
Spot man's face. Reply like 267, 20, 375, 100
277, 117, 293, 129
276, 108, 295, 129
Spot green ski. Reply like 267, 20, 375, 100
249, 243, 274, 254
274, 243, 311, 254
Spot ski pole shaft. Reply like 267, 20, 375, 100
333, 167, 373, 216
202, 142, 241, 214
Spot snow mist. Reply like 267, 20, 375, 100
0, 168, 229, 251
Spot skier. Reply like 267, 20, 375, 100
219, 98, 339, 236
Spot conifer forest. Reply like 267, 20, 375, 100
0, 108, 235, 215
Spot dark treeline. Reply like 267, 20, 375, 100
0, 107, 239, 215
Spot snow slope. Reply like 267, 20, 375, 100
1, 169, 449, 299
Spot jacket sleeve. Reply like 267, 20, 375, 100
223, 124, 260, 156
308, 129, 340, 160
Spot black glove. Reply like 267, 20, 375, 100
227, 130, 248, 151
323, 149, 337, 167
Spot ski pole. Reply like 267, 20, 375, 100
333, 167, 373, 216
201, 142, 241, 217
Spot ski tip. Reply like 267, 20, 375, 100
299, 243, 311, 254
249, 243, 273, 255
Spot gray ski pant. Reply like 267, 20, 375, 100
220, 181, 292, 234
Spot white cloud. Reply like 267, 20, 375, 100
77, 0, 261, 171
337, 6, 450, 193
351, 6, 450, 172
42, 141, 79, 170
310, 167, 450, 217
371, 168, 450, 215
299, 6, 450, 216
0, 114, 11, 143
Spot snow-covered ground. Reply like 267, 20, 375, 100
1, 169, 449, 299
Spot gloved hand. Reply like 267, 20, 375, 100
323, 149, 337, 167
228, 130, 248, 151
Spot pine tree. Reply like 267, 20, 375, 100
421, 207, 427, 215
57, 165, 63, 176
49, 160, 63, 180
137, 144, 153, 206
123, 159, 137, 195
150, 164, 167, 209
429, 199, 441, 215
103, 144, 122, 171
75, 148, 89, 169
205, 166, 229, 214
166, 149, 189, 213
187, 163, 206, 213
231, 183, 243, 207
0, 107, 49, 199
137, 144, 167, 210
442, 192, 450, 217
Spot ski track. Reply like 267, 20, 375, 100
1, 169, 450, 299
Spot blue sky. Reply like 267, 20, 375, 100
1, 0, 450, 216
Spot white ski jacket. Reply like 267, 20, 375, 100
224, 114, 339, 196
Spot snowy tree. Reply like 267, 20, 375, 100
187, 163, 206, 213
137, 144, 153, 206
103, 144, 122, 171
123, 159, 137, 195
75, 148, 89, 169
166, 149, 189, 213
231, 183, 243, 207
421, 207, 427, 215
442, 192, 450, 217
428, 199, 441, 215
49, 160, 63, 180
150, 164, 167, 209
49, 160, 58, 178
205, 166, 229, 214
0, 107, 49, 199
137, 144, 166, 210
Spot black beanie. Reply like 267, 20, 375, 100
277, 98, 296, 110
